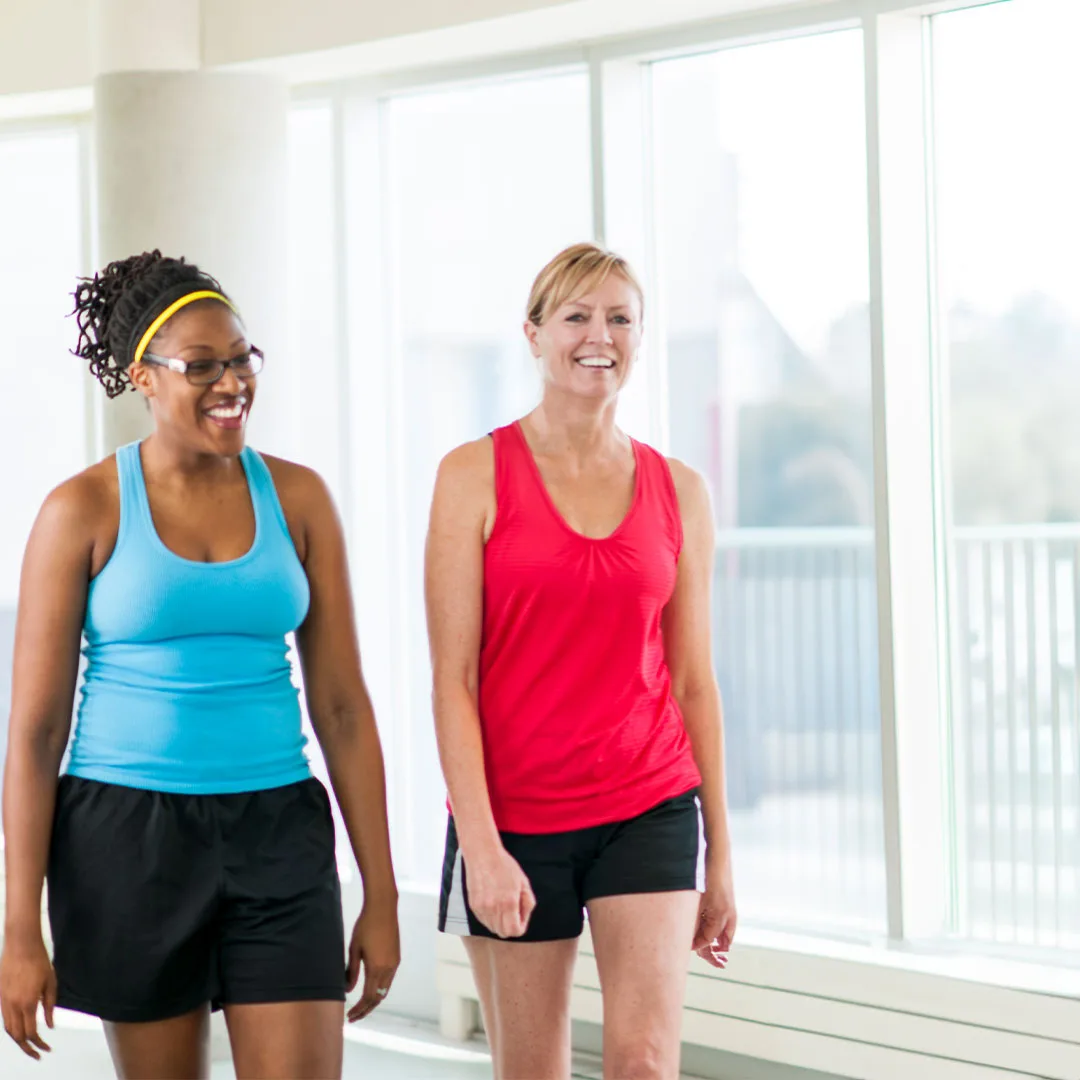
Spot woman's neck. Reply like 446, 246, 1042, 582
524, 394, 626, 461
140, 431, 243, 484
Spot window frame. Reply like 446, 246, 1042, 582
0, 114, 98, 465
316, 0, 1052, 968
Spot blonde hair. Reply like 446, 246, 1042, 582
526, 243, 644, 326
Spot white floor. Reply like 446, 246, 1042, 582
0, 1009, 496, 1080
0, 1008, 630, 1080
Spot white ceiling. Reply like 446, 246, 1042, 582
0, 0, 848, 98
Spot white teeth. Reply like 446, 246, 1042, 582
207, 400, 245, 419
577, 358, 615, 368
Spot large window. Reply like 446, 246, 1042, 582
0, 124, 88, 804
262, 0, 1080, 974
652, 30, 883, 935
383, 72, 592, 884
933, 0, 1080, 949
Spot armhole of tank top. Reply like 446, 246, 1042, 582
486, 429, 504, 543
242, 447, 289, 556
653, 445, 685, 559
91, 444, 138, 582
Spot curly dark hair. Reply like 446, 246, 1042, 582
72, 251, 231, 398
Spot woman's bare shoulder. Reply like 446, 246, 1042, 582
257, 452, 329, 505
431, 436, 496, 537
44, 457, 119, 524
28, 457, 120, 571
664, 456, 710, 507
438, 436, 494, 484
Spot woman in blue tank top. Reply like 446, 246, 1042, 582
0, 252, 399, 1079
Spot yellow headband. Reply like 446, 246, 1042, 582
132, 290, 238, 367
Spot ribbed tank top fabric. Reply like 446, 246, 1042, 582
476, 421, 702, 834
65, 442, 312, 794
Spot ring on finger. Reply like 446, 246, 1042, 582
375, 987, 389, 998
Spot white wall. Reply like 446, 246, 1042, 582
0, 0, 835, 96
201, 0, 568, 66
0, 0, 92, 94
0, 0, 566, 94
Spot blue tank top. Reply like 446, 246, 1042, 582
66, 441, 312, 794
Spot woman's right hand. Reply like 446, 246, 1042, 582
0, 933, 57, 1060
464, 844, 536, 939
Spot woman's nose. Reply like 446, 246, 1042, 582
586, 314, 613, 343
214, 365, 246, 394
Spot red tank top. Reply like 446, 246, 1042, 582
477, 421, 702, 833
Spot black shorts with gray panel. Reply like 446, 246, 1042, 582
438, 788, 701, 942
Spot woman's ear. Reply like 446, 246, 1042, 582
126, 361, 154, 398
523, 319, 541, 359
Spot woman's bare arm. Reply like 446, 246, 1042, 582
424, 439, 534, 938
425, 441, 497, 853
273, 460, 399, 1022
663, 460, 736, 962
2, 478, 101, 1056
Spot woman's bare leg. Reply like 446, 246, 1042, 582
588, 891, 699, 1080
103, 1004, 211, 1080
224, 1000, 344, 1080
464, 936, 577, 1080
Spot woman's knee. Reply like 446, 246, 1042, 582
224, 1000, 344, 1080
603, 1026, 679, 1080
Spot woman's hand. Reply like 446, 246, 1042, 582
0, 933, 57, 1059
464, 844, 536, 939
346, 895, 401, 1023
693, 849, 736, 968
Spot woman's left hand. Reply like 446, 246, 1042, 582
346, 895, 401, 1022
693, 849, 736, 969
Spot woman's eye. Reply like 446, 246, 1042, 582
567, 313, 586, 322
613, 315, 630, 325
187, 360, 217, 377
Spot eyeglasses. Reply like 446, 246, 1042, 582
140, 345, 264, 386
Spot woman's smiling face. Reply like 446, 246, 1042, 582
127, 301, 256, 454
526, 271, 643, 401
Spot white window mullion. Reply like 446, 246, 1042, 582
77, 117, 103, 466
331, 89, 355, 550
588, 52, 607, 249
864, 9, 948, 944
592, 52, 667, 451
919, 12, 963, 939
341, 89, 417, 884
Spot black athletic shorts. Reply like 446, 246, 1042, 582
47, 774, 346, 1023
438, 788, 701, 942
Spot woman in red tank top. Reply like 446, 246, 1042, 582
426, 243, 735, 1078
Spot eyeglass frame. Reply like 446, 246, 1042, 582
139, 345, 264, 386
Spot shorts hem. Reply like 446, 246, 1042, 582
216, 986, 347, 1006
57, 990, 212, 1024
584, 880, 700, 903
443, 927, 583, 943
438, 915, 471, 936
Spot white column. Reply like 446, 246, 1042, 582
91, 0, 288, 451
89, 4, 288, 1060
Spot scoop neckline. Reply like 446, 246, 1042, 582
134, 441, 262, 568
511, 420, 642, 544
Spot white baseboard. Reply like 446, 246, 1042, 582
436, 928, 1080, 1079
